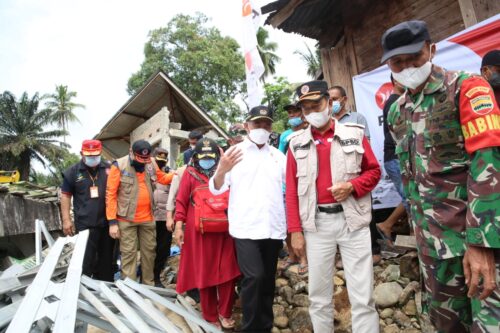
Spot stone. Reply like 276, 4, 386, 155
294, 281, 308, 294
373, 282, 404, 308
271, 327, 280, 333
335, 270, 345, 279
273, 304, 286, 318
379, 308, 394, 319
373, 265, 384, 276
413, 322, 421, 329
281, 330, 292, 333
398, 281, 420, 305
399, 251, 420, 281
292, 294, 310, 307
397, 277, 411, 287
381, 264, 400, 282
276, 278, 289, 288
385, 318, 394, 325
403, 329, 420, 333
393, 310, 412, 328
274, 296, 283, 304
279, 286, 294, 304
383, 324, 400, 333
274, 316, 289, 329
334, 276, 345, 286
288, 307, 313, 332
404, 300, 417, 316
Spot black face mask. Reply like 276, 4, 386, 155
131, 159, 145, 172
156, 160, 167, 169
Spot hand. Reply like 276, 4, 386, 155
109, 224, 120, 239
174, 222, 184, 248
217, 146, 243, 175
291, 232, 306, 258
166, 217, 175, 232
328, 182, 354, 202
62, 220, 75, 236
463, 246, 497, 300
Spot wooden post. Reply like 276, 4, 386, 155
458, 0, 478, 28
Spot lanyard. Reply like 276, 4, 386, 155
87, 169, 98, 186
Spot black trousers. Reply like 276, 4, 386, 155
79, 226, 115, 282
154, 220, 173, 282
234, 238, 282, 333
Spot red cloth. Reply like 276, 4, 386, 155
199, 279, 236, 322
174, 167, 241, 293
286, 122, 381, 233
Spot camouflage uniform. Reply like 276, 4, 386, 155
388, 65, 500, 332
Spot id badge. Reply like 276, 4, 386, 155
90, 186, 99, 198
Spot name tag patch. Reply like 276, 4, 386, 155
339, 138, 360, 146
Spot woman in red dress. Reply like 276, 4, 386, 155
174, 138, 241, 329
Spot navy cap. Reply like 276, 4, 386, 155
132, 140, 152, 163
381, 20, 431, 64
284, 102, 300, 112
246, 105, 273, 122
296, 80, 329, 106
482, 50, 500, 68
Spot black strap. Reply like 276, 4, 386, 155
317, 205, 343, 214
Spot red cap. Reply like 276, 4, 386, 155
81, 140, 102, 156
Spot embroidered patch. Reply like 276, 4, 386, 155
465, 86, 490, 98
339, 139, 360, 146
259, 108, 267, 115
301, 85, 309, 94
470, 95, 494, 115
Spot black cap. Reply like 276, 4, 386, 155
246, 105, 273, 122
132, 140, 152, 163
284, 102, 300, 112
381, 20, 431, 64
153, 147, 168, 161
188, 130, 203, 140
482, 50, 500, 68
194, 138, 219, 157
296, 81, 329, 105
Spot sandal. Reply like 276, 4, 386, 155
279, 258, 298, 270
298, 263, 308, 275
376, 225, 394, 246
219, 315, 235, 329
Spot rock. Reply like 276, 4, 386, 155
398, 281, 420, 305
273, 304, 286, 318
281, 329, 292, 333
335, 270, 345, 279
276, 278, 289, 288
294, 281, 308, 294
274, 296, 283, 304
413, 322, 421, 329
393, 310, 412, 328
379, 308, 394, 319
292, 294, 310, 307
404, 300, 417, 316
403, 329, 421, 333
288, 307, 313, 332
333, 276, 345, 286
373, 282, 403, 308
383, 324, 400, 333
381, 264, 400, 282
279, 286, 294, 304
373, 265, 384, 276
274, 316, 289, 329
271, 327, 280, 333
385, 318, 393, 325
399, 252, 420, 281
397, 277, 411, 287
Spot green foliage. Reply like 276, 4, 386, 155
295, 43, 322, 78
257, 27, 280, 83
0, 91, 68, 181
261, 77, 294, 133
127, 13, 246, 125
30, 150, 80, 186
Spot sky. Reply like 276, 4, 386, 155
0, 0, 317, 159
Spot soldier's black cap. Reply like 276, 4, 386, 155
381, 20, 431, 64
296, 80, 329, 106
132, 140, 152, 163
481, 50, 500, 68
246, 105, 273, 122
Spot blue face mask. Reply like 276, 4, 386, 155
288, 117, 303, 128
331, 101, 342, 114
199, 159, 216, 170
84, 156, 101, 168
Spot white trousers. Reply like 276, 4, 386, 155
304, 211, 379, 333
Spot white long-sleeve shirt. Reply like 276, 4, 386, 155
209, 139, 286, 240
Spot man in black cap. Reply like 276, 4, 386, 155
106, 140, 175, 285
210, 106, 287, 332
183, 130, 203, 165
285, 80, 381, 332
382, 20, 500, 332
481, 49, 500, 103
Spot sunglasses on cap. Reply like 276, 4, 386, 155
196, 153, 217, 159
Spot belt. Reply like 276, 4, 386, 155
317, 205, 343, 214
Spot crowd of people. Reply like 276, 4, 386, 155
60, 20, 499, 333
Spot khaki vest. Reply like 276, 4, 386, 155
115, 156, 157, 221
289, 121, 372, 232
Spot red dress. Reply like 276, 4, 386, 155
175, 167, 241, 293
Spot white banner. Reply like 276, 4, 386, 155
242, 0, 265, 108
352, 14, 500, 209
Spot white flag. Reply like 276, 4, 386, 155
242, 0, 265, 108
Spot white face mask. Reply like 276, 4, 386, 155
391, 45, 433, 89
304, 105, 331, 128
248, 128, 271, 145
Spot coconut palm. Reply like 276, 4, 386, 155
44, 85, 84, 144
0, 91, 68, 180
295, 43, 322, 78
257, 27, 281, 83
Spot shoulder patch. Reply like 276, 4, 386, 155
470, 95, 494, 115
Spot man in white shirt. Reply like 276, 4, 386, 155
210, 105, 286, 333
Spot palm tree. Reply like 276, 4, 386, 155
294, 43, 322, 78
257, 27, 281, 83
44, 85, 84, 144
0, 91, 68, 180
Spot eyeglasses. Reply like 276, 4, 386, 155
196, 153, 217, 159
229, 129, 247, 136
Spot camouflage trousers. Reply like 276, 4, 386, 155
420, 250, 500, 333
